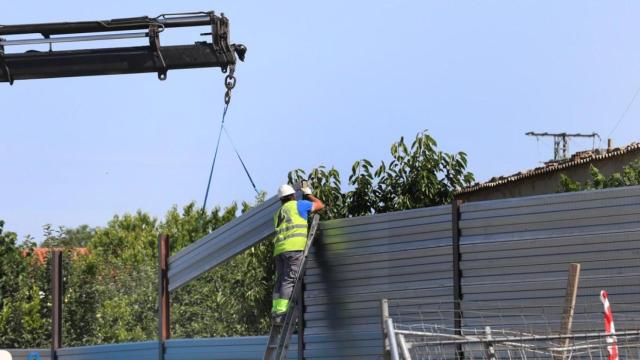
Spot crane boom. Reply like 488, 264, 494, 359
0, 12, 246, 83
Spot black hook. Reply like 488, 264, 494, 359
233, 44, 247, 62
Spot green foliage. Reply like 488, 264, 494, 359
288, 166, 346, 219
63, 254, 99, 345
0, 221, 22, 308
559, 160, 640, 192
171, 241, 273, 338
0, 222, 50, 348
41, 225, 94, 248
289, 130, 475, 219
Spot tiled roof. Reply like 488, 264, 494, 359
456, 142, 640, 195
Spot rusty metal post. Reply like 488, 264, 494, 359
556, 263, 581, 360
51, 250, 62, 360
158, 234, 170, 360
451, 199, 464, 360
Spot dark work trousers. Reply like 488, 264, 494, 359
273, 250, 305, 312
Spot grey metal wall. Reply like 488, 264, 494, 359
165, 336, 297, 359
304, 205, 454, 359
459, 186, 640, 332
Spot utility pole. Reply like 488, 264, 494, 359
526, 132, 600, 161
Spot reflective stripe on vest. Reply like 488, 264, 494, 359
273, 201, 308, 255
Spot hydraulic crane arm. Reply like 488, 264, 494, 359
0, 12, 246, 83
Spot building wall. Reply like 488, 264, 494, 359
458, 150, 640, 202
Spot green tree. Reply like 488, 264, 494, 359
560, 160, 640, 192
58, 197, 272, 344
289, 130, 475, 219
41, 225, 95, 248
87, 211, 159, 343
0, 221, 51, 348
0, 220, 22, 310
63, 253, 100, 346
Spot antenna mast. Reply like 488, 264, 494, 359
525, 132, 600, 161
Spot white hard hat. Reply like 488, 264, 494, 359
277, 184, 295, 198
0, 350, 13, 360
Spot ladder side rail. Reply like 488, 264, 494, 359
266, 214, 320, 360
275, 215, 320, 359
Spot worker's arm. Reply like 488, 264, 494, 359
301, 186, 325, 212
305, 194, 325, 212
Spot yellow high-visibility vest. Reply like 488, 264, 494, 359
273, 201, 308, 256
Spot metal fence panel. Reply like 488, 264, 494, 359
56, 341, 158, 360
459, 185, 640, 334
39, 185, 632, 359
168, 196, 280, 291
304, 205, 453, 359
165, 336, 297, 360
6, 349, 51, 360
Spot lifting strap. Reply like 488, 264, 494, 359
202, 65, 260, 211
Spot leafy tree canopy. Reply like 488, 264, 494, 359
289, 130, 475, 219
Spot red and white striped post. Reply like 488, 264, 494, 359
599, 290, 618, 360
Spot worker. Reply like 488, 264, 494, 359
272, 184, 324, 323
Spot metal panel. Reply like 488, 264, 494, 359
6, 349, 51, 360
168, 196, 280, 291
17, 337, 297, 360
56, 342, 158, 360
304, 205, 453, 359
459, 185, 640, 335
165, 336, 297, 360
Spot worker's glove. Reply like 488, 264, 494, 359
301, 186, 313, 196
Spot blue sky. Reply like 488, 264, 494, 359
2, 1, 640, 241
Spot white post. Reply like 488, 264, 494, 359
398, 334, 412, 360
484, 326, 496, 360
385, 318, 400, 360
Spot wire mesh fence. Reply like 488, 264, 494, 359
386, 298, 640, 360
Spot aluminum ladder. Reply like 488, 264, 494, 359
263, 214, 320, 360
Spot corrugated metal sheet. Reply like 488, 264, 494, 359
304, 205, 453, 359
168, 196, 280, 291
56, 342, 158, 360
459, 185, 640, 333
6, 349, 50, 360
44, 337, 295, 360
165, 336, 297, 359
